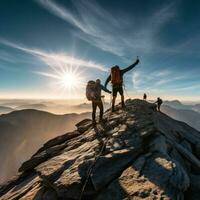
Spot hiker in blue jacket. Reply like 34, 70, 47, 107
88, 79, 111, 124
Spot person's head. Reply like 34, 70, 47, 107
96, 79, 101, 85
111, 65, 120, 70
114, 65, 119, 68
157, 97, 160, 100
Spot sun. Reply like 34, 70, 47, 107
55, 66, 85, 96
36, 55, 86, 98
37, 66, 85, 97
61, 72, 80, 90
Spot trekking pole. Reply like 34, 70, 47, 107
79, 136, 110, 200
101, 95, 105, 107
123, 84, 131, 99
109, 93, 112, 106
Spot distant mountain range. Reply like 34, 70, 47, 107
15, 103, 48, 110
161, 100, 200, 131
191, 104, 200, 112
0, 109, 90, 184
163, 100, 200, 112
0, 106, 15, 115
162, 105, 200, 131
0, 101, 110, 115
0, 99, 199, 115
163, 100, 189, 109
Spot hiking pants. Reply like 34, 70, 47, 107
92, 100, 103, 121
112, 85, 124, 97
157, 104, 161, 111
112, 85, 125, 110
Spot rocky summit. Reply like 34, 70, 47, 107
0, 99, 200, 200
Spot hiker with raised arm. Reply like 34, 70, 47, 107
86, 79, 111, 124
105, 58, 140, 112
154, 97, 163, 111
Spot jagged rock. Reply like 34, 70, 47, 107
1, 99, 200, 200
42, 130, 81, 150
195, 142, 200, 159
175, 142, 200, 169
0, 174, 41, 200
150, 135, 168, 155
91, 148, 142, 191
185, 174, 200, 200
75, 119, 93, 133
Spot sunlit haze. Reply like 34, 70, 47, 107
0, 0, 200, 101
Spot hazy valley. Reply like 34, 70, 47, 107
0, 109, 90, 184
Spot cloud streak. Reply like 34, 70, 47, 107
132, 68, 188, 92
36, 0, 177, 57
0, 39, 107, 72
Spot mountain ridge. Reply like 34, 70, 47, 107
0, 106, 15, 115
0, 99, 200, 200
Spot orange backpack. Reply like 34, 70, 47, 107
111, 66, 122, 85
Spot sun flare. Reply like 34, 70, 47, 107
61, 72, 80, 90
36, 58, 85, 98
54, 67, 85, 97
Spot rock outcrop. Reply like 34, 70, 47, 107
0, 99, 200, 200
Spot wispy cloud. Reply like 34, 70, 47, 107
36, 0, 177, 56
132, 68, 188, 92
171, 84, 200, 91
0, 50, 18, 63
0, 39, 107, 72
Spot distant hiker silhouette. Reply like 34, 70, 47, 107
86, 79, 111, 124
105, 58, 139, 112
143, 93, 147, 101
155, 97, 163, 111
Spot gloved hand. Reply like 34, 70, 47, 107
135, 57, 140, 64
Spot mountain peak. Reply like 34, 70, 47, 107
166, 100, 182, 104
1, 99, 200, 200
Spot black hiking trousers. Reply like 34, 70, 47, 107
92, 100, 103, 121
157, 104, 161, 111
112, 84, 124, 97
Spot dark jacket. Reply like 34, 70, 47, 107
155, 98, 163, 105
105, 59, 139, 87
95, 83, 111, 100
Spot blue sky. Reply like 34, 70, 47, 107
0, 0, 200, 101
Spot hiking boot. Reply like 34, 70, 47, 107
112, 106, 115, 112
99, 118, 106, 123
121, 102, 125, 108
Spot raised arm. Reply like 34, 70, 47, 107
121, 58, 139, 75
104, 75, 111, 88
100, 84, 111, 94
